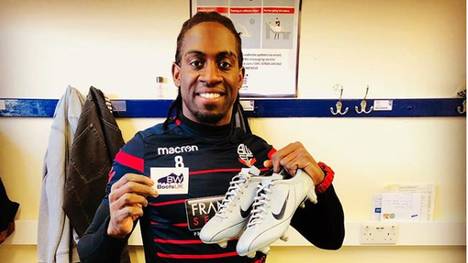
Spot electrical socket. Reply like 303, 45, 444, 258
360, 223, 399, 244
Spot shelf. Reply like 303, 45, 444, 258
0, 98, 465, 118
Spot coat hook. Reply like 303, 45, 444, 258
457, 89, 466, 114
457, 100, 465, 114
355, 86, 373, 114
330, 85, 349, 116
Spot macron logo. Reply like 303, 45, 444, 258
157, 145, 199, 155
157, 173, 184, 190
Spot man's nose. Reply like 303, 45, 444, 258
200, 61, 222, 86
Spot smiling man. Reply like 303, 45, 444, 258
77, 12, 344, 263
174, 21, 242, 125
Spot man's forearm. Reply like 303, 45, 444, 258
77, 202, 129, 263
291, 185, 345, 249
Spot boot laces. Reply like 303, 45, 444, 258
247, 181, 273, 228
218, 174, 248, 217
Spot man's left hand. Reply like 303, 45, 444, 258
263, 142, 325, 185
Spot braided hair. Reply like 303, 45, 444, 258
163, 12, 250, 133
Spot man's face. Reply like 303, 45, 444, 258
172, 22, 244, 126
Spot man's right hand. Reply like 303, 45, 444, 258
107, 173, 158, 238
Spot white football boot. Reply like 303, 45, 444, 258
199, 166, 262, 248
236, 169, 318, 258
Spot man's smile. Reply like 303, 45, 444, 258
196, 91, 226, 102
198, 92, 222, 99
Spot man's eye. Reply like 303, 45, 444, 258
190, 60, 204, 69
218, 61, 232, 70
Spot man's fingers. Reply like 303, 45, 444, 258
270, 150, 284, 172
124, 206, 144, 219
107, 174, 156, 237
111, 181, 158, 201
281, 154, 298, 176
271, 154, 282, 172
270, 142, 304, 172
270, 142, 317, 175
286, 155, 312, 176
111, 173, 154, 191
112, 193, 149, 210
276, 142, 302, 157
265, 158, 297, 175
279, 150, 299, 168
123, 181, 157, 196
115, 205, 144, 222
109, 174, 157, 203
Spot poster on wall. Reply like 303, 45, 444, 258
191, 0, 301, 97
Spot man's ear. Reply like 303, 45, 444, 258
172, 62, 181, 87
238, 67, 245, 89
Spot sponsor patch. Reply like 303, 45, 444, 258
184, 195, 224, 231
157, 145, 199, 155
150, 167, 189, 195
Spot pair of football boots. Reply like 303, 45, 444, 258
199, 166, 318, 258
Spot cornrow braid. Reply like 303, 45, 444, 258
231, 95, 252, 134
163, 88, 182, 129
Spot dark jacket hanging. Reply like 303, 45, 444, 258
63, 86, 129, 262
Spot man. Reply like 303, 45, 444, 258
78, 12, 344, 263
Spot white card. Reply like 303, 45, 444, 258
384, 184, 435, 220
373, 100, 393, 111
151, 167, 189, 195
381, 192, 422, 221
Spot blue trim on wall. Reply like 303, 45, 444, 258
0, 99, 58, 117
0, 98, 465, 118
245, 98, 466, 117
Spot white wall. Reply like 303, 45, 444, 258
299, 0, 466, 98
0, 0, 465, 262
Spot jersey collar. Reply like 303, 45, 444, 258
177, 114, 233, 138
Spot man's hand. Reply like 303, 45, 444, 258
264, 142, 325, 185
107, 173, 158, 238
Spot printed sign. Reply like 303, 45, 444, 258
185, 195, 224, 231
150, 167, 189, 195
191, 0, 301, 97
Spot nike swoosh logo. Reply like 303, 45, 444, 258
240, 203, 253, 218
272, 192, 289, 220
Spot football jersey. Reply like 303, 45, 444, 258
78, 115, 345, 263
107, 115, 273, 262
